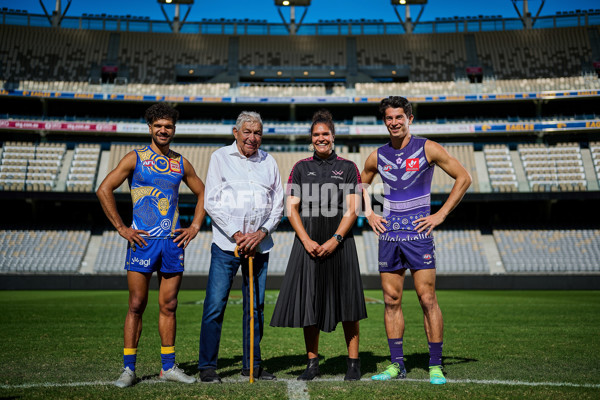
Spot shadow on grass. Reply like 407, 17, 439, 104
404, 352, 478, 373
138, 352, 476, 381
175, 357, 246, 378
261, 351, 389, 377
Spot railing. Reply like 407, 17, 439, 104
1, 9, 599, 35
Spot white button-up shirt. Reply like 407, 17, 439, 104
204, 141, 284, 253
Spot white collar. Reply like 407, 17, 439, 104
227, 141, 262, 161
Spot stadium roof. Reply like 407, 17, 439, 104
4, 0, 599, 24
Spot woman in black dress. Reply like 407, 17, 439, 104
270, 110, 367, 381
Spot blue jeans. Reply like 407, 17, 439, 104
198, 243, 269, 370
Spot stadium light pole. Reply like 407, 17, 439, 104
38, 0, 72, 27
390, 0, 427, 34
274, 0, 311, 35
511, 0, 546, 29
157, 0, 194, 33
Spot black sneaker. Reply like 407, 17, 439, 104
199, 368, 222, 383
241, 366, 277, 380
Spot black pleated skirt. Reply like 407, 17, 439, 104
270, 216, 367, 333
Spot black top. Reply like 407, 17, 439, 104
287, 152, 361, 224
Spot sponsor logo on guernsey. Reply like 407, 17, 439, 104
169, 159, 181, 173
142, 159, 156, 168
406, 158, 419, 171
383, 164, 393, 172
132, 257, 151, 267
331, 170, 344, 180
307, 171, 316, 176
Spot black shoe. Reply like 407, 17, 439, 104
199, 368, 222, 383
241, 366, 277, 380
297, 357, 319, 381
344, 357, 361, 381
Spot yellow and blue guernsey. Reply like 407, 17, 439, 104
129, 146, 184, 237
125, 146, 186, 273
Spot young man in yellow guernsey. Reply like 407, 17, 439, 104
97, 103, 206, 387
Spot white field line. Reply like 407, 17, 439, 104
1, 377, 599, 390
287, 380, 310, 400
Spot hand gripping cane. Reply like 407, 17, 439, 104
234, 246, 255, 383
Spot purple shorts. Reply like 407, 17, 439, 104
378, 238, 436, 272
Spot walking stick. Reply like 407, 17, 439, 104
235, 246, 255, 384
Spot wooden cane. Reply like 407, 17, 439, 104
234, 246, 255, 384
248, 254, 255, 384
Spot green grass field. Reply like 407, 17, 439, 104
1, 289, 599, 399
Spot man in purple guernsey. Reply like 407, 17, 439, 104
361, 96, 471, 385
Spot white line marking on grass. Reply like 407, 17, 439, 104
1, 377, 599, 390
439, 378, 600, 388
287, 381, 309, 400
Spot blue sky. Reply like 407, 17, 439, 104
1, 0, 598, 23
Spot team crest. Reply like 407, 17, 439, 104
406, 158, 419, 171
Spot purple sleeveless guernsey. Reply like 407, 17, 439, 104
376, 136, 434, 241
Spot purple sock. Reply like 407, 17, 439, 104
388, 338, 404, 366
428, 341, 443, 366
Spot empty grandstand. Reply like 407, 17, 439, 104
0, 4, 599, 289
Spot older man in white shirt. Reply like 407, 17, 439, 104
198, 111, 284, 383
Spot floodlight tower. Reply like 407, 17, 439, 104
390, 0, 427, 34
274, 0, 311, 35
38, 0, 73, 27
157, 0, 194, 33
511, 0, 546, 29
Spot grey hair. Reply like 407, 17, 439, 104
235, 111, 263, 132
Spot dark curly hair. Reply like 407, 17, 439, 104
310, 109, 335, 136
379, 96, 412, 119
144, 103, 179, 126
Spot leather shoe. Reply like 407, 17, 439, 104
344, 357, 361, 381
298, 357, 319, 381
241, 366, 277, 380
199, 368, 222, 383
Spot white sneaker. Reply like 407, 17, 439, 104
115, 367, 136, 388
159, 364, 196, 384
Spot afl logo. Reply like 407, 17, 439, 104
142, 160, 156, 167
383, 165, 393, 172
423, 253, 432, 260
